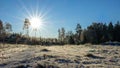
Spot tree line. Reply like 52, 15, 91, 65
0, 19, 120, 45
0, 19, 59, 45
58, 21, 120, 44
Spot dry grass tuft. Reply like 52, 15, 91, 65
85, 53, 105, 59
41, 49, 50, 52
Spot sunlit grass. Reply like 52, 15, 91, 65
0, 44, 120, 68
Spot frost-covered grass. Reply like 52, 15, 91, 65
0, 43, 120, 68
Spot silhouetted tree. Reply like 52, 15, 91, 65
75, 23, 82, 44
61, 27, 65, 42
101, 23, 108, 42
114, 21, 120, 41
85, 29, 97, 43
80, 29, 87, 43
0, 20, 4, 43
23, 18, 30, 37
87, 23, 106, 43
65, 31, 74, 44
0, 20, 3, 34
108, 22, 114, 41
58, 27, 65, 44
0, 20, 6, 44
58, 29, 61, 41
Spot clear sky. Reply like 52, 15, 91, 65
0, 0, 120, 38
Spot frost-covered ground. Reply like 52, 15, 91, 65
0, 44, 120, 68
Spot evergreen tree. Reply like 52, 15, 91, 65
87, 23, 106, 43
75, 23, 82, 44
108, 22, 114, 41
102, 23, 108, 42
114, 21, 120, 41
0, 20, 3, 34
80, 29, 87, 43
65, 31, 74, 44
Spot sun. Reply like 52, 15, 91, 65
18, 0, 50, 37
30, 16, 42, 30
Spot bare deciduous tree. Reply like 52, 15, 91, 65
23, 18, 30, 37
61, 27, 65, 42
5, 22, 12, 34
58, 29, 61, 41
58, 28, 65, 42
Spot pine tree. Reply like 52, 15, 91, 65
0, 20, 3, 34
75, 23, 82, 44
108, 22, 114, 41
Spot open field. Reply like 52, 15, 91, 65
0, 44, 120, 68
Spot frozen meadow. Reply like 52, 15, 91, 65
0, 44, 120, 68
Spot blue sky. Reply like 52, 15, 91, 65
0, 0, 120, 38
